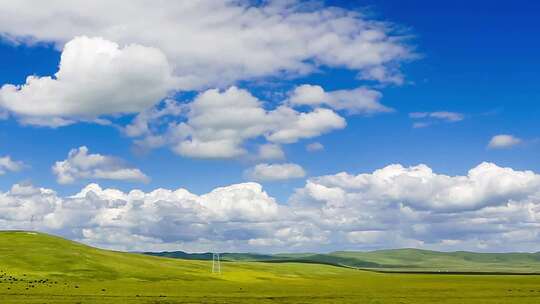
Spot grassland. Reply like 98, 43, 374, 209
1, 231, 540, 303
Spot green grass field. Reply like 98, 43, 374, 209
1, 231, 540, 303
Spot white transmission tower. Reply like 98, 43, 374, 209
212, 253, 221, 274
30, 215, 35, 231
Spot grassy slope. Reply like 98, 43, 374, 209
1, 231, 540, 303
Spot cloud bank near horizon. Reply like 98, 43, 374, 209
1, 162, 539, 253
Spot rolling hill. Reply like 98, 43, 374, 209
147, 248, 540, 273
327, 249, 540, 272
2, 231, 540, 303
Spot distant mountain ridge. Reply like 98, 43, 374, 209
144, 251, 278, 261
145, 248, 540, 273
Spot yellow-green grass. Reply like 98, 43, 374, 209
1, 231, 540, 303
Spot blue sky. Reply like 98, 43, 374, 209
0, 1, 539, 252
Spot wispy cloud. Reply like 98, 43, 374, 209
410, 111, 465, 128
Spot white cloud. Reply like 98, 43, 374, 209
199, 183, 280, 222
429, 111, 465, 122
488, 134, 522, 149
257, 144, 285, 160
288, 85, 327, 106
358, 66, 404, 85
289, 162, 540, 252
0, 36, 175, 126
265, 107, 347, 144
0, 156, 24, 175
409, 111, 464, 128
409, 111, 464, 121
1, 162, 540, 252
0, 1, 412, 90
409, 111, 464, 122
299, 162, 540, 212
52, 146, 149, 184
168, 87, 272, 158
0, 182, 282, 251
123, 99, 184, 138
306, 142, 324, 152
289, 84, 392, 114
245, 163, 306, 182
131, 87, 346, 158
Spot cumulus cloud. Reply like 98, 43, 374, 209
289, 84, 392, 114
410, 111, 464, 128
245, 163, 306, 182
265, 107, 347, 144
52, 146, 149, 184
488, 134, 522, 149
290, 162, 540, 251
1, 162, 540, 252
306, 142, 324, 152
0, 36, 175, 126
0, 182, 283, 251
0, 156, 24, 175
129, 87, 346, 158
0, 1, 412, 89
167, 87, 272, 158
300, 162, 540, 212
